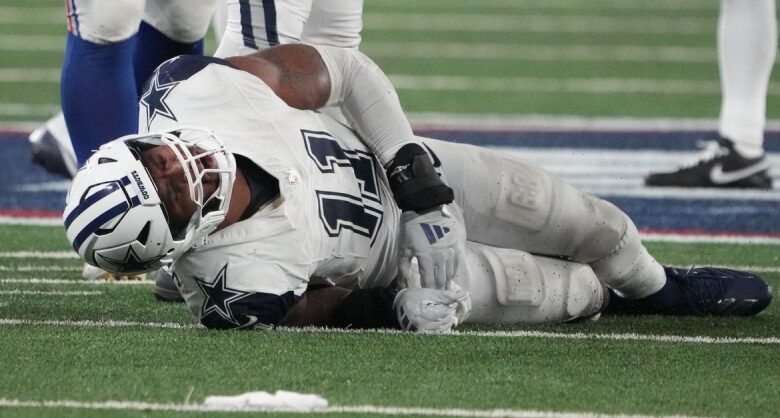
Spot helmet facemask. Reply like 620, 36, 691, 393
129, 126, 236, 251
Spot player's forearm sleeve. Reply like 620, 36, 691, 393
312, 44, 415, 167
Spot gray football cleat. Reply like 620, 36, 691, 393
153, 268, 184, 303
28, 113, 78, 178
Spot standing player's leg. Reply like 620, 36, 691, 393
134, 0, 217, 93
717, 0, 775, 181
645, 0, 776, 189
213, 0, 313, 58
425, 138, 772, 315
212, 0, 228, 44
301, 0, 364, 49
61, 0, 145, 165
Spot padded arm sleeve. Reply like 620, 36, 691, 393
312, 44, 416, 167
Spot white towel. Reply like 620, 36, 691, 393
203, 390, 328, 411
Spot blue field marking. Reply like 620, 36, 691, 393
0, 132, 68, 213
2, 130, 779, 236
418, 129, 780, 151
611, 196, 779, 235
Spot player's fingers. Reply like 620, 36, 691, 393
398, 254, 413, 289
428, 252, 447, 290
416, 308, 453, 331
445, 247, 457, 285
417, 255, 436, 289
438, 288, 469, 304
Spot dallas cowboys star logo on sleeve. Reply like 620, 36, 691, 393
140, 69, 179, 130
194, 264, 254, 327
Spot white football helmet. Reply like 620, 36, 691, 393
63, 126, 236, 274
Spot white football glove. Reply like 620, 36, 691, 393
393, 287, 470, 333
398, 205, 467, 289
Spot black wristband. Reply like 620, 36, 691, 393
329, 284, 400, 329
386, 143, 454, 212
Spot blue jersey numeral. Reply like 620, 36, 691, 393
303, 130, 383, 244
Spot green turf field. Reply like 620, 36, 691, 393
0, 228, 778, 417
1, 0, 779, 417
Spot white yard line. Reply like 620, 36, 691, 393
640, 233, 780, 245
391, 75, 717, 95
374, 0, 715, 11
0, 8, 62, 24
0, 68, 60, 82
363, 42, 717, 63
0, 398, 706, 418
0, 217, 63, 226
365, 13, 715, 35
0, 278, 151, 285
0, 251, 78, 259
14, 180, 71, 192
0, 103, 59, 117
0, 265, 80, 272
0, 318, 198, 330
0, 318, 777, 345
0, 290, 101, 296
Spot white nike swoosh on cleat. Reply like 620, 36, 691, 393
708, 161, 770, 185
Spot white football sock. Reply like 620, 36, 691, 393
718, 0, 777, 158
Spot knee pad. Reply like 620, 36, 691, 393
144, 0, 215, 43
69, 0, 145, 44
461, 244, 605, 324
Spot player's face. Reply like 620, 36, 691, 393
139, 145, 220, 235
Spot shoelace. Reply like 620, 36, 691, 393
678, 140, 728, 170
676, 266, 727, 311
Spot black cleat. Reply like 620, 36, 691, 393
608, 266, 773, 316
645, 137, 772, 189
28, 115, 77, 179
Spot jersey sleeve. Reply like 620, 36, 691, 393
173, 246, 310, 330
197, 284, 296, 330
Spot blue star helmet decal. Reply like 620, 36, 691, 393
95, 243, 164, 274
140, 68, 179, 130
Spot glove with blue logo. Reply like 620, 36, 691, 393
397, 204, 467, 290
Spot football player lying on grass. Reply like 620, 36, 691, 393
63, 44, 773, 331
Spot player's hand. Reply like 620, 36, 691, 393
398, 205, 467, 289
393, 287, 470, 333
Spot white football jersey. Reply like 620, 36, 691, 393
139, 55, 400, 328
